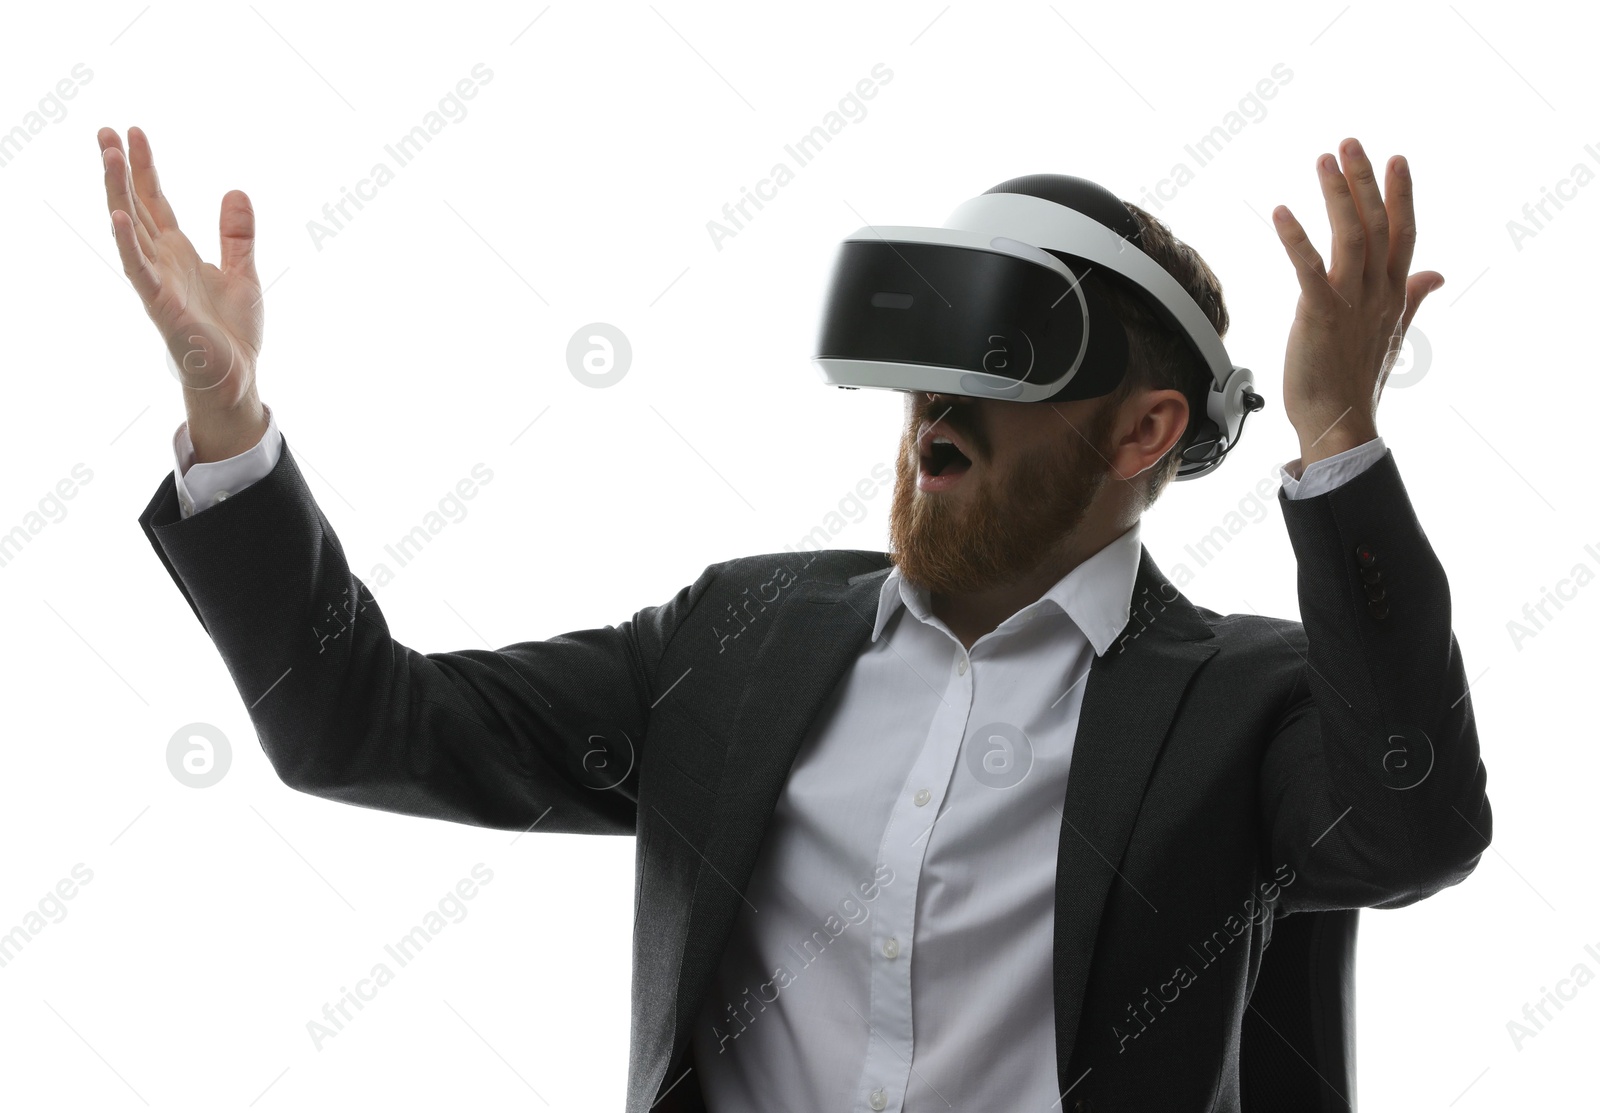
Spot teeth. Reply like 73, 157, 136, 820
932, 436, 953, 445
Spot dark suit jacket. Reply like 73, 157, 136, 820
138, 439, 1490, 1112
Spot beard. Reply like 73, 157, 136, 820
887, 397, 1120, 597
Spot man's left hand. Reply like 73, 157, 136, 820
1272, 137, 1444, 469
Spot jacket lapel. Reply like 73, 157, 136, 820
667, 559, 890, 1064
1049, 547, 1217, 1082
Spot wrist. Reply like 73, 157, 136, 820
1297, 423, 1378, 469
185, 391, 268, 465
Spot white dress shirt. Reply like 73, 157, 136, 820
166, 404, 1386, 1110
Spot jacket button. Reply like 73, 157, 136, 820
1356, 544, 1377, 568
1360, 566, 1383, 585
1369, 599, 1390, 619
1364, 583, 1386, 602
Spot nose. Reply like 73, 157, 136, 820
922, 392, 974, 420
923, 391, 966, 412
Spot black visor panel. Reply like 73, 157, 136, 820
815, 239, 1127, 399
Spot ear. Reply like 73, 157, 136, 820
1109, 388, 1189, 481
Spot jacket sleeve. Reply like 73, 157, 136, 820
137, 435, 718, 836
1258, 447, 1491, 913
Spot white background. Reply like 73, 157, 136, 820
1, 1, 1594, 1109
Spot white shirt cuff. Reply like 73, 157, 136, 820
172, 402, 283, 519
1279, 435, 1387, 500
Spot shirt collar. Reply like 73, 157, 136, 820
870, 519, 1144, 656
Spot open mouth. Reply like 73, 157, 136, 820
921, 437, 972, 478
918, 432, 974, 492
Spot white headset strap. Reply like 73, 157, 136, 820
941, 192, 1234, 394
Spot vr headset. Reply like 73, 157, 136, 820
811, 174, 1263, 480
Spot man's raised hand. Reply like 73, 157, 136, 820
1271, 137, 1445, 469
99, 126, 263, 412
98, 126, 267, 460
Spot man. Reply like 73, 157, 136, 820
106, 124, 1490, 1111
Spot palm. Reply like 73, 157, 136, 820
146, 230, 262, 390
99, 127, 262, 404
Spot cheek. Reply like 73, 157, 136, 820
999, 425, 1063, 469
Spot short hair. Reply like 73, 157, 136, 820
1087, 201, 1229, 508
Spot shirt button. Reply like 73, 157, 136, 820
870, 1088, 887, 1110
957, 657, 968, 675
913, 788, 930, 807
882, 937, 900, 958
214, 490, 230, 503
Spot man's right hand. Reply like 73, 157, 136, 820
100, 125, 268, 463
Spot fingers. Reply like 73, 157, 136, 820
127, 126, 181, 233
1271, 204, 1337, 307
218, 190, 258, 280
99, 131, 156, 261
113, 131, 163, 236
1398, 270, 1444, 337
111, 208, 162, 304
1385, 155, 1418, 286
1317, 149, 1365, 288
1335, 138, 1389, 282
98, 128, 133, 225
